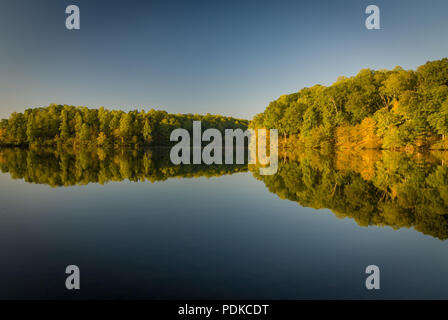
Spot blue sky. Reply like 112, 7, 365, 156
0, 0, 447, 119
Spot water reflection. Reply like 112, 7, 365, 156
0, 147, 247, 186
251, 149, 448, 240
1, 147, 448, 240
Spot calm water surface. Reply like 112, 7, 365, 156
0, 147, 447, 299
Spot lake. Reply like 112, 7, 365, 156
0, 147, 447, 299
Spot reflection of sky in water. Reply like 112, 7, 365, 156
0, 169, 447, 299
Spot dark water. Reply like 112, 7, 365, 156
0, 147, 448, 299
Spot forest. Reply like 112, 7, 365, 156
2, 58, 447, 151
250, 58, 448, 150
0, 106, 248, 147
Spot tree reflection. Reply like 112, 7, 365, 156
1, 147, 448, 240
250, 149, 448, 240
0, 147, 247, 187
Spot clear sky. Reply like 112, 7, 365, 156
0, 0, 447, 120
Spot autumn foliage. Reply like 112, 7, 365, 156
251, 58, 448, 150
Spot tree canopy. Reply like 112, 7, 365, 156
251, 58, 448, 150
0, 105, 249, 147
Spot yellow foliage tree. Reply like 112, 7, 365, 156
97, 132, 107, 146
0, 128, 6, 142
336, 118, 382, 150
358, 117, 382, 149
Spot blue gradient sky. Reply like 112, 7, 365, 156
0, 0, 447, 119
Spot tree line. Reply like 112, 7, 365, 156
250, 58, 448, 150
0, 106, 248, 147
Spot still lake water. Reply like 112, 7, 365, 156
0, 147, 447, 299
